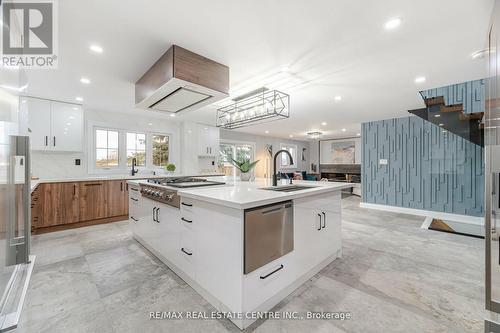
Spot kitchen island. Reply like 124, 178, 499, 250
127, 177, 352, 329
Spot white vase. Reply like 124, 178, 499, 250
240, 172, 251, 181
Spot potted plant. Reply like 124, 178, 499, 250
165, 163, 176, 175
229, 157, 259, 181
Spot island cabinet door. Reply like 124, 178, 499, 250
152, 203, 180, 265
193, 200, 243, 312
293, 205, 325, 272
78, 181, 106, 221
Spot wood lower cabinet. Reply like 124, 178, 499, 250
78, 181, 106, 221
38, 182, 79, 227
105, 180, 128, 217
32, 179, 130, 233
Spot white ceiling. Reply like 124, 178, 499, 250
23, 0, 493, 141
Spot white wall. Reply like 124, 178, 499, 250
220, 129, 312, 178
320, 137, 361, 164
31, 109, 182, 179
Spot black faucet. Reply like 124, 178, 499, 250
273, 149, 294, 186
131, 157, 138, 176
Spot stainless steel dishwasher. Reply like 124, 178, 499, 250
244, 201, 293, 274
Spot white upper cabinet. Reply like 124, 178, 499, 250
20, 97, 83, 152
20, 97, 51, 150
197, 124, 219, 156
50, 101, 83, 151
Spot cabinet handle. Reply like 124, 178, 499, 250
84, 183, 103, 186
210, 147, 212, 154
181, 247, 193, 256
317, 213, 322, 231
73, 184, 76, 196
120, 182, 123, 191
152, 207, 157, 222
131, 198, 138, 202
181, 202, 192, 207
181, 217, 192, 223
130, 187, 138, 192
130, 216, 138, 222
322, 212, 326, 229
45, 136, 48, 146
53, 136, 56, 146
156, 207, 160, 223
260, 264, 284, 279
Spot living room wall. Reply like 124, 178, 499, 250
362, 116, 484, 217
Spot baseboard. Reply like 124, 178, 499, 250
32, 215, 128, 234
359, 202, 483, 225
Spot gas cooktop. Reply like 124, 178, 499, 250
147, 177, 225, 188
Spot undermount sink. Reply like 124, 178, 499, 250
262, 185, 318, 192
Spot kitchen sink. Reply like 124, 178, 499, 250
262, 185, 318, 192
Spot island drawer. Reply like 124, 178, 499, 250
294, 191, 341, 212
242, 251, 299, 311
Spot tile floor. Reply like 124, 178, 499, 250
14, 196, 484, 333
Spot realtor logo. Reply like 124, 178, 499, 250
1, 0, 58, 68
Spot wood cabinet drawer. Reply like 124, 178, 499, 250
242, 251, 298, 311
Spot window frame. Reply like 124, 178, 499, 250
88, 121, 172, 174
150, 132, 171, 169
280, 143, 298, 169
126, 131, 147, 167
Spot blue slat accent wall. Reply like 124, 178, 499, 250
361, 116, 484, 217
420, 79, 485, 114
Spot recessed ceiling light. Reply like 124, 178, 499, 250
471, 49, 488, 60
434, 114, 440, 118
90, 44, 103, 54
384, 17, 401, 30
439, 123, 444, 126
75, 97, 83, 102
80, 77, 91, 84
148, 122, 153, 126
415, 76, 426, 84
321, 122, 327, 126
170, 113, 176, 117
280, 66, 290, 73
289, 134, 294, 138
356, 133, 361, 136
341, 128, 346, 132
334, 95, 342, 101
66, 122, 71, 126
265, 130, 269, 134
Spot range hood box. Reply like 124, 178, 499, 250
135, 45, 229, 113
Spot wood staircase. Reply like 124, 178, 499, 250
408, 94, 484, 147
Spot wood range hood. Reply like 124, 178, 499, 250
135, 45, 229, 114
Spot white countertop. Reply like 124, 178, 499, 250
133, 176, 353, 209
30, 173, 224, 192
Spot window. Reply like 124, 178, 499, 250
280, 143, 297, 168
126, 132, 146, 166
152, 134, 169, 167
95, 129, 119, 167
91, 125, 170, 172
219, 142, 255, 176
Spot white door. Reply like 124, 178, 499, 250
50, 101, 83, 152
24, 97, 51, 151
197, 124, 211, 156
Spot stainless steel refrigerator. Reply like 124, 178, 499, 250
486, 2, 500, 331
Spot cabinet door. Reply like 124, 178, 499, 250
209, 126, 220, 156
24, 97, 51, 151
79, 181, 106, 221
294, 206, 323, 272
39, 183, 80, 227
105, 180, 127, 217
50, 101, 83, 152
197, 124, 211, 156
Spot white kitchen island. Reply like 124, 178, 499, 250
127, 177, 352, 329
